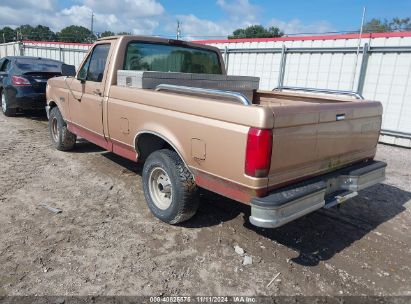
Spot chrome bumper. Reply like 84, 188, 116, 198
249, 160, 386, 228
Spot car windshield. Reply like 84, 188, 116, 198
124, 42, 222, 74
14, 59, 62, 73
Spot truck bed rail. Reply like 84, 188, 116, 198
155, 84, 252, 106
273, 86, 364, 100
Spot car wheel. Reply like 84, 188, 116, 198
142, 149, 199, 224
49, 107, 77, 151
1, 90, 17, 117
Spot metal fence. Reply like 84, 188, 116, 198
0, 42, 23, 57
1, 33, 410, 147
0, 41, 90, 69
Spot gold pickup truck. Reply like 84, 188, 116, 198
46, 35, 386, 228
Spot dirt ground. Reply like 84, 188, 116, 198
0, 112, 410, 297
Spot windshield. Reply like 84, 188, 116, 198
14, 59, 62, 73
124, 42, 222, 74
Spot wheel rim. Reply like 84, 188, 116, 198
148, 167, 172, 210
1, 92, 6, 113
51, 117, 59, 142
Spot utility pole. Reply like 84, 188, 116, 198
2, 33, 5, 44
90, 11, 94, 40
176, 20, 181, 40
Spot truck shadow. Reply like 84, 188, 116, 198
204, 183, 411, 267
101, 151, 143, 174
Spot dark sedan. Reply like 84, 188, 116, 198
0, 56, 65, 116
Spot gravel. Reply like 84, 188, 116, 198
0, 113, 410, 296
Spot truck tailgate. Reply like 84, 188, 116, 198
260, 95, 383, 189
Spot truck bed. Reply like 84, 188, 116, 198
132, 84, 382, 192
116, 81, 382, 194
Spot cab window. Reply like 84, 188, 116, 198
124, 42, 222, 74
78, 44, 110, 82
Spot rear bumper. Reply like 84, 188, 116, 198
5, 87, 46, 110
10, 94, 47, 110
249, 160, 386, 228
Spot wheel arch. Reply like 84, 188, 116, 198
134, 130, 192, 174
48, 100, 57, 109
46, 100, 58, 119
0, 85, 8, 96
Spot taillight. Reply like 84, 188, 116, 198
12, 76, 31, 86
245, 128, 273, 177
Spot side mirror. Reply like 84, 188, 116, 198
76, 69, 87, 83
77, 76, 86, 83
61, 64, 76, 77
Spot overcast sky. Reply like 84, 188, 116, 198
1, 0, 411, 39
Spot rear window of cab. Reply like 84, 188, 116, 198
124, 42, 222, 74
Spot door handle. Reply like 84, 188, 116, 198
336, 114, 346, 121
93, 89, 102, 96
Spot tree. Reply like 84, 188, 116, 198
228, 25, 283, 39
100, 31, 115, 38
32, 25, 56, 41
389, 17, 411, 31
363, 19, 391, 33
15, 24, 56, 41
14, 24, 34, 40
0, 27, 16, 43
117, 31, 131, 35
363, 17, 411, 33
57, 25, 95, 43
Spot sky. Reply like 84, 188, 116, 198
0, 0, 411, 39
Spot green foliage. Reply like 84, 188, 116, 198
389, 17, 411, 31
0, 24, 136, 43
363, 19, 391, 33
57, 25, 96, 43
0, 27, 16, 43
100, 31, 115, 38
15, 24, 56, 41
363, 17, 411, 33
229, 25, 283, 39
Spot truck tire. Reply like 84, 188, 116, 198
1, 90, 17, 117
142, 149, 199, 224
49, 107, 77, 151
